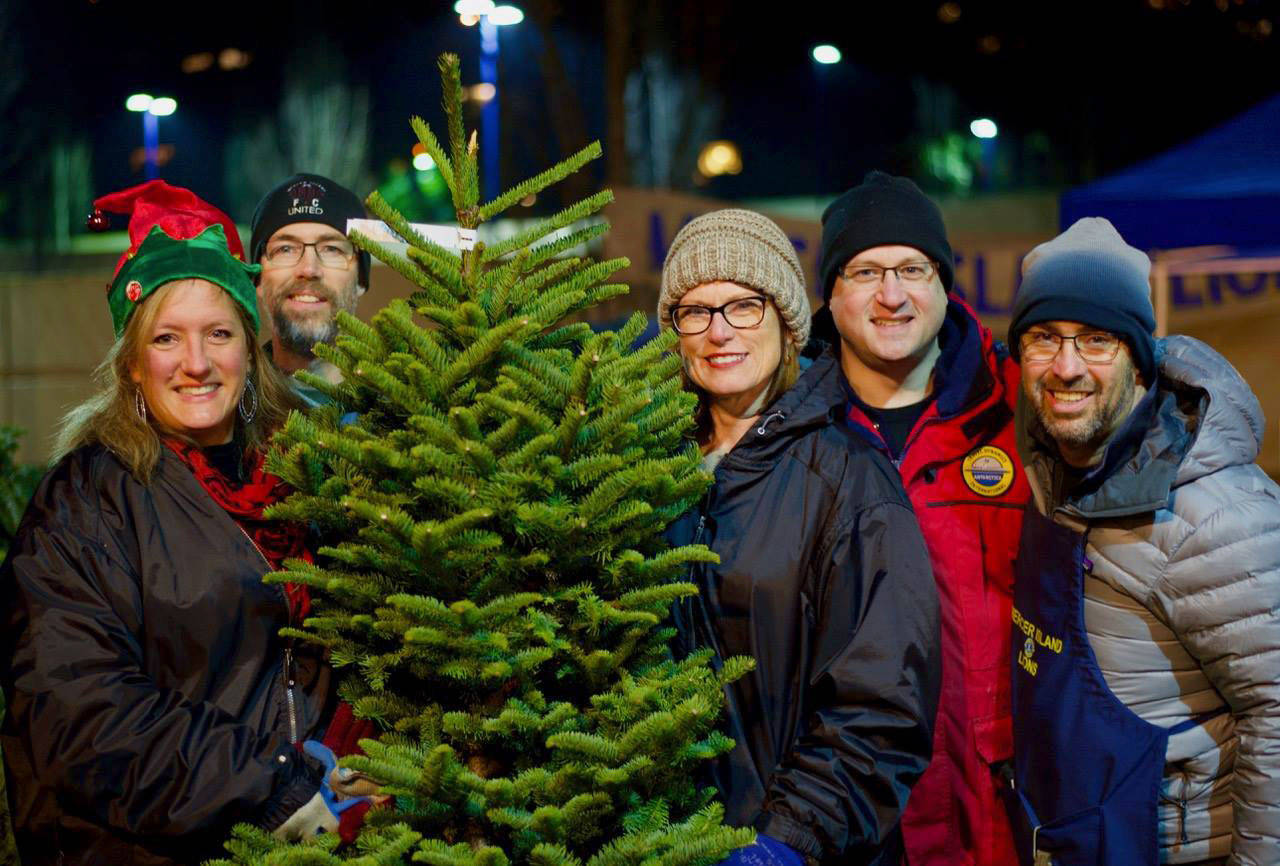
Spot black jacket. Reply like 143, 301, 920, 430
0, 445, 331, 865
668, 351, 941, 864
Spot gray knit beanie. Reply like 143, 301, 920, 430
1010, 217, 1156, 383
658, 209, 810, 348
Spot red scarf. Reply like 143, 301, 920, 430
163, 439, 312, 621
163, 439, 376, 764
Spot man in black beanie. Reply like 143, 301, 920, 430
816, 170, 1029, 866
250, 173, 370, 406
1005, 217, 1280, 865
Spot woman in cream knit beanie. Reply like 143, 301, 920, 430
657, 208, 811, 453
660, 208, 941, 866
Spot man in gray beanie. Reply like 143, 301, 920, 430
1005, 217, 1280, 865
816, 171, 1029, 866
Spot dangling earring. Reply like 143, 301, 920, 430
239, 378, 258, 424
134, 388, 148, 421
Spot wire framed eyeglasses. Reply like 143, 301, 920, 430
836, 260, 937, 285
1019, 330, 1123, 364
263, 240, 356, 269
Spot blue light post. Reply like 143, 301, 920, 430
455, 1, 523, 203
480, 16, 499, 203
126, 94, 177, 179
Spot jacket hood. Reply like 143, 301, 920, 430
1021, 335, 1262, 517
725, 350, 847, 465
1161, 334, 1263, 484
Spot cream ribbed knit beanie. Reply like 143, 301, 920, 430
658, 209, 810, 347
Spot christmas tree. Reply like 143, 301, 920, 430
0, 426, 45, 563
0, 428, 40, 866
211, 54, 753, 866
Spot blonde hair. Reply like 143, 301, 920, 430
55, 281, 302, 482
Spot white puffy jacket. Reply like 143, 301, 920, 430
1018, 335, 1280, 866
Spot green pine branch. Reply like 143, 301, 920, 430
222, 49, 755, 866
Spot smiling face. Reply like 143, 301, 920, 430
256, 221, 361, 362
1020, 320, 1146, 467
131, 279, 249, 447
828, 244, 947, 381
676, 281, 785, 417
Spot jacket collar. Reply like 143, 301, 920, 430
719, 349, 847, 465
1020, 374, 1198, 519
931, 298, 995, 418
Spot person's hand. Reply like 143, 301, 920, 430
721, 835, 807, 866
273, 741, 385, 841
305, 740, 386, 807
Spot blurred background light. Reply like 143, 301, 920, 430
454, 0, 495, 15
812, 44, 842, 64
181, 52, 214, 74
218, 48, 252, 70
465, 82, 496, 103
411, 144, 436, 172
970, 118, 998, 138
697, 140, 743, 177
938, 3, 962, 23
125, 93, 153, 112
489, 5, 524, 25
148, 97, 177, 117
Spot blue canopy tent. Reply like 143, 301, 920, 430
1060, 93, 1280, 250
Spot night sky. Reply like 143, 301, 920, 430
4, 0, 1279, 223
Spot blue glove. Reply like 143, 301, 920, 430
273, 741, 373, 839
303, 739, 373, 817
721, 835, 807, 866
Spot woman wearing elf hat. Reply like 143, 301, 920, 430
0, 181, 376, 864
660, 210, 941, 866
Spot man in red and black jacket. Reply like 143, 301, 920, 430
807, 171, 1029, 866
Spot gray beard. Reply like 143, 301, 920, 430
1033, 371, 1136, 457
271, 308, 337, 359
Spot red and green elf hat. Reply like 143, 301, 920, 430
92, 180, 261, 338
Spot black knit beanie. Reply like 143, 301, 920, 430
249, 173, 370, 288
818, 170, 954, 301
1010, 217, 1157, 384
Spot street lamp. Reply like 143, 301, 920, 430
454, 1, 522, 202
126, 93, 178, 179
969, 118, 998, 139
812, 44, 842, 64
969, 118, 998, 190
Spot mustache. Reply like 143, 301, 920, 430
271, 281, 336, 304
1035, 375, 1096, 392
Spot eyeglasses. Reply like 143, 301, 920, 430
263, 240, 356, 269
1019, 330, 1123, 364
837, 260, 937, 285
670, 296, 768, 335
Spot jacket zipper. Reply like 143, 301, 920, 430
756, 411, 785, 435
1158, 773, 1215, 845
235, 525, 300, 746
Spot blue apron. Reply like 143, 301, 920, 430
1006, 507, 1219, 866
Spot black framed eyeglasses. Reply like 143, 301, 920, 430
670, 295, 769, 335
263, 240, 356, 269
1019, 329, 1123, 364
836, 260, 937, 285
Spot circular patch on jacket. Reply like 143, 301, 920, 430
962, 446, 1015, 497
